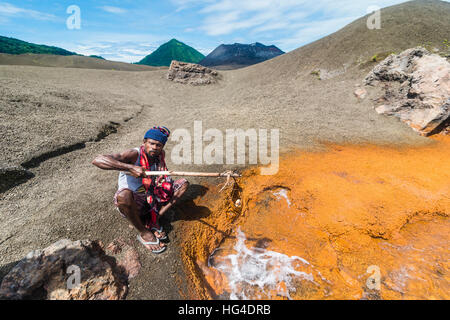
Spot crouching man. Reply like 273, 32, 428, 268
92, 126, 189, 254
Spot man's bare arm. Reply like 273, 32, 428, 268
92, 149, 144, 177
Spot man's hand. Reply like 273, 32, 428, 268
128, 165, 145, 178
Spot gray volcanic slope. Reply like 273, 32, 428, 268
236, 0, 450, 83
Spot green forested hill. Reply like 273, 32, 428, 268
0, 36, 76, 55
137, 39, 205, 66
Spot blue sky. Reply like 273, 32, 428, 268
0, 0, 445, 63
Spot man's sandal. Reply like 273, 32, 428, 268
137, 234, 166, 254
151, 225, 167, 241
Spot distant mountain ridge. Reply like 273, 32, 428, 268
137, 39, 205, 67
0, 35, 155, 70
199, 42, 284, 70
0, 53, 155, 71
89, 55, 105, 60
0, 36, 76, 56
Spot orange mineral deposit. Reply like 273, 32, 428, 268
179, 136, 450, 300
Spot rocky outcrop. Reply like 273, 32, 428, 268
167, 60, 219, 85
365, 47, 450, 136
0, 239, 140, 300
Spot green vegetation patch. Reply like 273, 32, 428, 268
0, 36, 76, 56
137, 39, 205, 67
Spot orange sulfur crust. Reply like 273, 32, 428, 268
179, 136, 450, 300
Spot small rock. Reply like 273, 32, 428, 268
375, 105, 392, 114
106, 241, 121, 255
354, 88, 367, 100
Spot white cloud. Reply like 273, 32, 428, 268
61, 39, 160, 63
122, 48, 151, 55
273, 15, 358, 50
252, 21, 289, 33
77, 44, 112, 50
195, 0, 320, 36
170, 0, 215, 12
196, 47, 214, 55
0, 2, 58, 21
201, 0, 277, 13
178, 0, 414, 51
99, 6, 127, 14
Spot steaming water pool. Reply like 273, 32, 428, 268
208, 228, 315, 300
184, 136, 450, 299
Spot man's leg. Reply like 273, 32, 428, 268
115, 189, 165, 251
158, 179, 190, 217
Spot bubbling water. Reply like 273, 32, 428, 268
210, 228, 315, 300
181, 136, 450, 299
273, 189, 291, 207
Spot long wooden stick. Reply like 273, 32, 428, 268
144, 170, 241, 177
